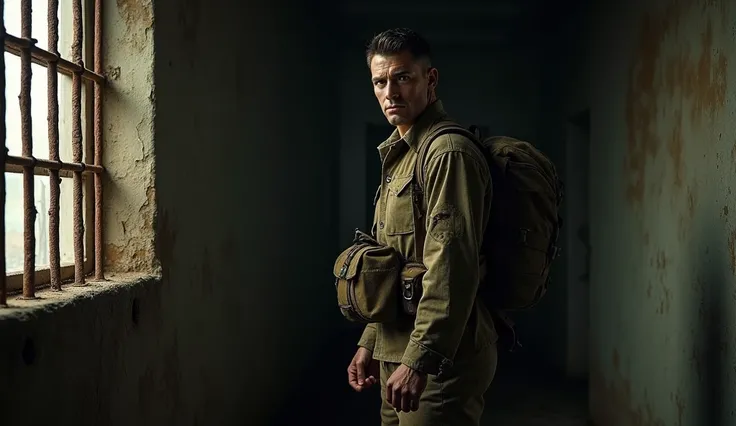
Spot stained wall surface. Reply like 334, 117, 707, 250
588, 0, 735, 424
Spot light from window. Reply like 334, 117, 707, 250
1, 0, 105, 305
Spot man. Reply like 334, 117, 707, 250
346, 28, 498, 425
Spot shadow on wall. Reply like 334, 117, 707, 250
589, 214, 730, 425
690, 219, 727, 426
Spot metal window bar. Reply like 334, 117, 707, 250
1, 0, 106, 305
1, 0, 6, 306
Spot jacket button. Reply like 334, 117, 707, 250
379, 221, 385, 229
385, 175, 392, 183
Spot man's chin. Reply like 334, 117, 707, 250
387, 115, 407, 126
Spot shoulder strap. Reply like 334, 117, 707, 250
414, 122, 478, 194
411, 122, 478, 263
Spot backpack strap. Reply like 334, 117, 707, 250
411, 121, 478, 262
414, 122, 478, 196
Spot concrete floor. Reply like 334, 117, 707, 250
482, 361, 589, 426
274, 328, 589, 426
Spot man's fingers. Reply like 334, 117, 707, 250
410, 395, 420, 412
348, 365, 361, 391
400, 390, 412, 412
393, 386, 403, 411
356, 362, 366, 386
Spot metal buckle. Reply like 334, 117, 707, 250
402, 280, 414, 300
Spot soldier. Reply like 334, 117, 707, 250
346, 28, 498, 425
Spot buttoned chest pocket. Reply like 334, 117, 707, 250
385, 175, 416, 235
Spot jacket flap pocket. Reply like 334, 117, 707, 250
389, 175, 414, 196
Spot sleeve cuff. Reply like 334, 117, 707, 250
400, 338, 453, 376
357, 324, 377, 351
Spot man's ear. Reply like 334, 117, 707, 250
427, 67, 439, 90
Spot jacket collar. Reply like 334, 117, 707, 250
380, 100, 449, 152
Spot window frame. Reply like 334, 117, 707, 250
2, 0, 102, 296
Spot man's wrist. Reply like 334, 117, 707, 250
402, 362, 428, 377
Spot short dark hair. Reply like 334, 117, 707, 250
365, 28, 432, 68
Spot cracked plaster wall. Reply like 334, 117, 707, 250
102, 0, 157, 273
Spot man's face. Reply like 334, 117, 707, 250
369, 51, 437, 134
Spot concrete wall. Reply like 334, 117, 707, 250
587, 0, 735, 424
0, 0, 342, 425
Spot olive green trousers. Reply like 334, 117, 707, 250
379, 342, 497, 426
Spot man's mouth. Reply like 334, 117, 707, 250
386, 105, 404, 112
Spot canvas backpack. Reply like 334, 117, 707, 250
413, 120, 564, 318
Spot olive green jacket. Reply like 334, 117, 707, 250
358, 100, 497, 377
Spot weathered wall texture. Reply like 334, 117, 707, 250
588, 0, 735, 424
102, 0, 158, 273
0, 0, 340, 424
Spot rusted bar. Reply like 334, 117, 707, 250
21, 0, 36, 299
1, 0, 7, 307
48, 0, 61, 290
93, 0, 105, 281
5, 155, 104, 174
5, 164, 77, 178
72, 0, 85, 286
4, 34, 106, 84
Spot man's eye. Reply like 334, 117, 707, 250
374, 80, 386, 87
398, 76, 409, 82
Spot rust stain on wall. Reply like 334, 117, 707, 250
625, 0, 729, 208
590, 349, 667, 426
667, 112, 684, 189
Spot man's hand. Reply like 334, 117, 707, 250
348, 347, 379, 392
385, 363, 428, 412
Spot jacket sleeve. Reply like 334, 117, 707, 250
357, 323, 377, 351
400, 141, 490, 376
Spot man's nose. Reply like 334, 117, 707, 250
386, 81, 400, 99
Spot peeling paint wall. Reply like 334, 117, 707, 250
103, 0, 158, 273
588, 0, 735, 424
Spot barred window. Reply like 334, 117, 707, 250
1, 0, 105, 305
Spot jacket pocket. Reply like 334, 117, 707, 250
385, 175, 415, 235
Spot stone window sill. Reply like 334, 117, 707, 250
0, 273, 161, 322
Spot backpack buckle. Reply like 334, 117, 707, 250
402, 280, 414, 300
